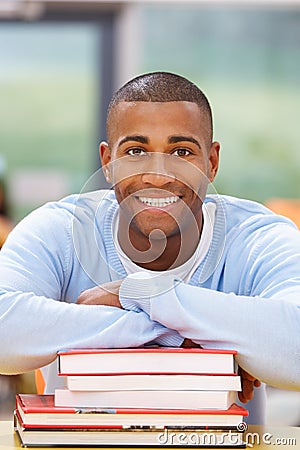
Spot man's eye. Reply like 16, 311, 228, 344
172, 148, 191, 157
127, 148, 147, 156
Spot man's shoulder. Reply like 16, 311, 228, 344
41, 189, 117, 215
18, 190, 117, 233
206, 194, 269, 215
206, 194, 297, 231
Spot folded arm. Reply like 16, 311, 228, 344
0, 206, 182, 375
119, 222, 300, 391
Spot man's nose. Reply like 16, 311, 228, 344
141, 154, 175, 185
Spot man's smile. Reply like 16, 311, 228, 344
136, 195, 180, 208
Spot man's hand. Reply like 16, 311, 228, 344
238, 366, 261, 403
77, 280, 123, 308
181, 338, 203, 348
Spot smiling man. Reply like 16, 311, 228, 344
0, 72, 299, 426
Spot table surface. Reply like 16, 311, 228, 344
1, 420, 299, 449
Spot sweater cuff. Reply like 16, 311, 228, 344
120, 272, 181, 316
155, 330, 184, 347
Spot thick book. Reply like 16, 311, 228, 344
16, 394, 248, 429
55, 388, 237, 410
66, 374, 241, 392
57, 347, 237, 376
14, 413, 246, 447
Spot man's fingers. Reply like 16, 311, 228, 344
238, 378, 255, 403
76, 285, 122, 308
238, 367, 261, 403
77, 287, 102, 304
254, 379, 261, 388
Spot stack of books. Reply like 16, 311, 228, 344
14, 347, 249, 447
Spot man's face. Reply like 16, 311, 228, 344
100, 101, 220, 241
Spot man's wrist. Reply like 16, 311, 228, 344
120, 272, 181, 315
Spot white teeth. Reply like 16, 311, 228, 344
138, 196, 179, 207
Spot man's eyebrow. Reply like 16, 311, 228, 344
168, 135, 201, 149
118, 135, 149, 147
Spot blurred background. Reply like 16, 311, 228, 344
0, 0, 299, 425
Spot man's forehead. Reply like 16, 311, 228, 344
106, 100, 212, 146
107, 101, 204, 131
109, 100, 201, 114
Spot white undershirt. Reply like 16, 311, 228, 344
113, 202, 216, 283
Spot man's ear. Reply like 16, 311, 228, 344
208, 141, 220, 182
99, 141, 112, 182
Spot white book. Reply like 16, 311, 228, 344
58, 347, 237, 376
15, 413, 246, 447
55, 388, 237, 410
66, 374, 241, 392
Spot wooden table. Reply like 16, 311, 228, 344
1, 420, 299, 449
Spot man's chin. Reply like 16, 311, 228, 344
134, 223, 181, 241
126, 209, 189, 241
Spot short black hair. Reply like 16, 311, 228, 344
107, 71, 213, 142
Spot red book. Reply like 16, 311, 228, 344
57, 347, 237, 376
16, 394, 248, 429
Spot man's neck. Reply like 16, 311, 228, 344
117, 214, 203, 271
